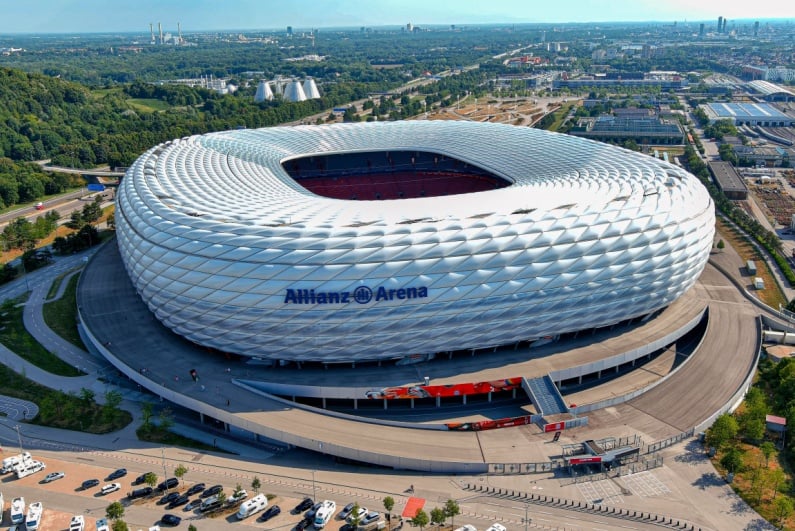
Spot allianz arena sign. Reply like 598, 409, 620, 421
284, 285, 429, 305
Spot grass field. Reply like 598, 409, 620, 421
42, 272, 87, 350
128, 98, 172, 112
0, 293, 82, 376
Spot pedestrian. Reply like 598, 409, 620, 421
226, 399, 230, 406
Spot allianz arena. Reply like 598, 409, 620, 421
115, 121, 715, 363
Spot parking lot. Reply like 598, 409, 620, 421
1, 453, 383, 530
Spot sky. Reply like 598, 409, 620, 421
0, 0, 791, 34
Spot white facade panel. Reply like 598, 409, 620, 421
117, 121, 714, 362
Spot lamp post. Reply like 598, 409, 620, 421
161, 447, 169, 491
312, 470, 317, 501
14, 424, 23, 453
523, 504, 531, 531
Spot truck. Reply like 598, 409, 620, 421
236, 493, 268, 520
1, 451, 32, 473
313, 500, 336, 529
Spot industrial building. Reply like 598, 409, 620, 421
568, 115, 686, 145
699, 102, 795, 127
115, 121, 714, 363
746, 80, 795, 102
708, 161, 748, 200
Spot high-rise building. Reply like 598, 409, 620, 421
286, 26, 293, 37
718, 16, 723, 33
699, 23, 705, 37
754, 21, 759, 37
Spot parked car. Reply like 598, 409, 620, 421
80, 479, 100, 490
293, 497, 314, 513
227, 489, 248, 506
128, 486, 153, 500
185, 499, 202, 512
168, 494, 190, 509
361, 511, 381, 525
157, 477, 179, 491
159, 492, 181, 505
186, 482, 206, 496
200, 484, 223, 498
96, 518, 110, 531
295, 520, 308, 531
305, 502, 323, 520
133, 472, 151, 485
100, 483, 121, 495
41, 471, 65, 483
259, 504, 281, 522
339, 502, 356, 520
347, 507, 369, 523
106, 468, 127, 481
160, 514, 181, 527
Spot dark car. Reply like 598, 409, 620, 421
293, 497, 314, 514
161, 514, 182, 527
107, 468, 127, 481
157, 477, 179, 491
80, 479, 100, 490
339, 503, 355, 520
295, 520, 308, 531
259, 505, 281, 522
159, 492, 180, 505
186, 482, 205, 496
133, 472, 151, 485
184, 499, 202, 512
129, 486, 154, 500
305, 502, 322, 521
167, 495, 190, 509
340, 525, 355, 531
200, 484, 223, 498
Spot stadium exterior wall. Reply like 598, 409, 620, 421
116, 121, 715, 363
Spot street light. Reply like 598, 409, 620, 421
523, 504, 532, 531
14, 424, 23, 453
312, 470, 317, 501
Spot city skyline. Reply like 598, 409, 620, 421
0, 0, 791, 34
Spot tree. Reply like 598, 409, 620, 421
67, 210, 83, 230
707, 413, 738, 450
350, 503, 362, 528
158, 406, 174, 430
188, 526, 197, 531
444, 499, 460, 527
760, 441, 776, 467
79, 387, 95, 406
383, 495, 395, 518
106, 501, 125, 520
252, 476, 261, 493
775, 496, 793, 526
174, 464, 187, 485
144, 471, 158, 488
111, 521, 129, 531
720, 447, 744, 474
102, 389, 123, 423
771, 468, 785, 500
411, 509, 429, 531
430, 507, 446, 528
141, 402, 154, 428
716, 239, 725, 251
233, 483, 244, 497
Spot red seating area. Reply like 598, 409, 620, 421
297, 171, 507, 201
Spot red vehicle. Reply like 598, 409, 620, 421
35, 202, 44, 210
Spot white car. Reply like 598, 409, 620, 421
485, 524, 506, 531
69, 514, 85, 531
100, 483, 121, 495
347, 507, 368, 523
227, 489, 248, 505
96, 518, 110, 531
42, 471, 65, 483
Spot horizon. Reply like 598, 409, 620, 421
0, 0, 792, 35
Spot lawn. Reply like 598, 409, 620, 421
42, 273, 87, 350
128, 98, 172, 112
0, 293, 82, 376
137, 424, 231, 453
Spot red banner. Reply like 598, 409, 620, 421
569, 456, 602, 465
544, 421, 565, 433
365, 378, 522, 400
446, 415, 532, 432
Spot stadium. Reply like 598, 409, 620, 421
115, 120, 715, 364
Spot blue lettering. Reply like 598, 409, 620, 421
284, 289, 298, 303
285, 286, 428, 304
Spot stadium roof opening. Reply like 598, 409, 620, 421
282, 150, 511, 201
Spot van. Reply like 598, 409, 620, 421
15, 460, 45, 479
2, 452, 32, 473
200, 495, 222, 513
313, 500, 336, 529
236, 493, 268, 520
